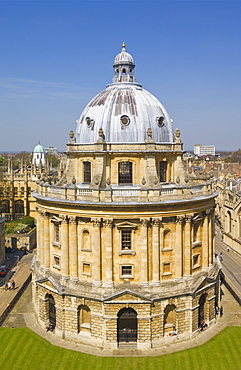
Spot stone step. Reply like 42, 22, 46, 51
118, 342, 138, 349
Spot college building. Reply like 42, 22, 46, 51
32, 45, 220, 350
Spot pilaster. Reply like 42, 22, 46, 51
69, 216, 78, 279
92, 218, 102, 286
140, 218, 149, 287
103, 219, 113, 287
183, 215, 192, 277
152, 218, 161, 286
175, 216, 184, 279
60, 215, 69, 277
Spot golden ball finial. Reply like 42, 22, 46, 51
122, 42, 126, 49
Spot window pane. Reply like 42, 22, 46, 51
122, 230, 131, 249
84, 161, 91, 183
160, 161, 167, 182
118, 162, 132, 184
122, 265, 132, 275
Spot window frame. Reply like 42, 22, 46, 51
118, 161, 133, 185
120, 264, 134, 279
83, 161, 91, 184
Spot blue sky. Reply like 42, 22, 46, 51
1, 1, 241, 152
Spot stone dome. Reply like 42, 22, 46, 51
75, 45, 174, 144
33, 143, 44, 153
113, 42, 135, 66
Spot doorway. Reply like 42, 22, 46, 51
117, 308, 137, 343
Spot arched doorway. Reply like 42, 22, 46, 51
117, 308, 137, 343
198, 294, 207, 327
46, 294, 56, 326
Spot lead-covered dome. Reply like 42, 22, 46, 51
75, 45, 174, 144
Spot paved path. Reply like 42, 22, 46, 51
216, 226, 241, 302
0, 252, 32, 325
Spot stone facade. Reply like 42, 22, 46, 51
32, 45, 220, 350
0, 216, 5, 265
216, 178, 241, 256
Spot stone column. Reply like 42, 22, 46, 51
202, 212, 209, 269
103, 219, 113, 287
183, 215, 192, 277
60, 215, 69, 277
175, 216, 184, 279
91, 218, 102, 286
69, 216, 78, 279
152, 218, 160, 286
36, 208, 41, 261
140, 218, 149, 286
38, 210, 45, 264
43, 212, 50, 269
209, 209, 215, 266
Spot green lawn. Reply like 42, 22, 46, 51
0, 326, 240, 370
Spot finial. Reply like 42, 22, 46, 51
122, 42, 126, 51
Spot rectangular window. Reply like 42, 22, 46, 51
160, 161, 167, 182
53, 256, 60, 269
83, 262, 91, 275
118, 162, 132, 184
193, 254, 200, 268
121, 265, 132, 276
55, 224, 59, 243
121, 230, 131, 250
83, 161, 91, 183
163, 262, 171, 274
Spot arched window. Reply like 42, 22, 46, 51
160, 161, 167, 182
117, 308, 137, 343
118, 161, 132, 184
163, 304, 176, 335
46, 294, 56, 326
122, 68, 126, 75
83, 161, 91, 183
0, 187, 4, 196
227, 211, 232, 233
14, 187, 18, 196
21, 187, 24, 196
198, 294, 207, 327
1, 200, 10, 213
77, 305, 90, 333
14, 199, 24, 214
82, 230, 91, 250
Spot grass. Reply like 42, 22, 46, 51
0, 326, 241, 370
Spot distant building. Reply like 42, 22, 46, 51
194, 144, 215, 157
0, 144, 56, 220
32, 143, 45, 166
45, 146, 58, 155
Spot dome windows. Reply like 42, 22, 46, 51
85, 117, 94, 128
120, 115, 130, 126
157, 116, 165, 127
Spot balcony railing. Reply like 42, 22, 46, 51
34, 181, 216, 204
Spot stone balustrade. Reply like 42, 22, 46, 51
34, 181, 217, 204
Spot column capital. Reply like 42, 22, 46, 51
140, 218, 149, 227
185, 214, 193, 223
59, 214, 68, 223
91, 218, 101, 227
152, 218, 161, 226
176, 215, 185, 224
39, 209, 47, 218
69, 215, 77, 224
104, 219, 113, 228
